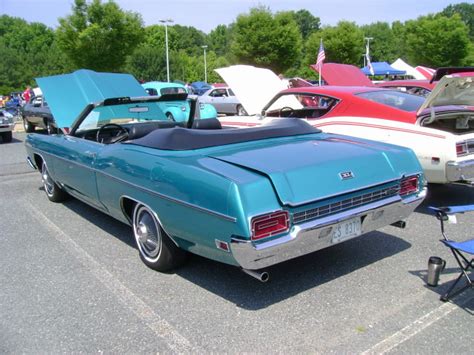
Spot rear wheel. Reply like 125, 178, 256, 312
166, 112, 175, 122
236, 105, 247, 116
132, 204, 187, 271
23, 116, 34, 133
1, 131, 12, 143
41, 161, 68, 202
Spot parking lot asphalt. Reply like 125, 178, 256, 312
1, 132, 473, 353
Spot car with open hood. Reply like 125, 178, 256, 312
25, 69, 425, 280
217, 64, 474, 185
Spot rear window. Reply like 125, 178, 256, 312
160, 87, 186, 95
356, 90, 425, 112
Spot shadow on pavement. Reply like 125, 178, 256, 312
177, 231, 411, 310
409, 267, 474, 315
57, 196, 412, 309
416, 184, 474, 216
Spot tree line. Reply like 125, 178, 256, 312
1, 0, 473, 94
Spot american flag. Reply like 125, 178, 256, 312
316, 40, 325, 69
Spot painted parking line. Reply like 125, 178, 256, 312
24, 202, 195, 353
361, 291, 473, 354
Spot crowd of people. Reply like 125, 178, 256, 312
0, 86, 34, 116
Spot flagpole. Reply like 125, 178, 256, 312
318, 38, 322, 86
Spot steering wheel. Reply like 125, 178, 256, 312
96, 123, 129, 144
279, 106, 295, 117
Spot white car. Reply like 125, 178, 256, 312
215, 64, 474, 185
199, 87, 247, 116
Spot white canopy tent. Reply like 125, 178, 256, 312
390, 58, 427, 80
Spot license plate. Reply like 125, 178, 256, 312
332, 217, 362, 244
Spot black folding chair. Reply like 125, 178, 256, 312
429, 205, 474, 302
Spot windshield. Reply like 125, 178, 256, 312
76, 101, 170, 132
356, 90, 425, 112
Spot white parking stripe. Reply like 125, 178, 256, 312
361, 292, 473, 354
25, 202, 195, 353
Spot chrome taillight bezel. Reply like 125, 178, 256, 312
250, 211, 289, 241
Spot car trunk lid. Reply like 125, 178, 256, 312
417, 75, 474, 116
208, 136, 408, 206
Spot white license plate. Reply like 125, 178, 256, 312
332, 217, 362, 244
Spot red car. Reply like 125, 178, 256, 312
216, 64, 474, 185
377, 67, 474, 97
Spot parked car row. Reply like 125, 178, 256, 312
216, 64, 474, 186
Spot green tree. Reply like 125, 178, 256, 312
361, 22, 397, 62
306, 21, 364, 66
404, 14, 471, 67
0, 15, 71, 93
291, 9, 320, 39
125, 44, 166, 82
172, 24, 206, 56
442, 2, 474, 39
208, 24, 232, 57
230, 6, 302, 73
56, 0, 144, 71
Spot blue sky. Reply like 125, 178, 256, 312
0, 0, 469, 33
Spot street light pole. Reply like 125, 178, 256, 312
159, 18, 173, 82
202, 45, 208, 83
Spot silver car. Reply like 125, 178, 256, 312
199, 87, 248, 115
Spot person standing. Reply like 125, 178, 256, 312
23, 86, 32, 104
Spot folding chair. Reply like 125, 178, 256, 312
429, 205, 474, 302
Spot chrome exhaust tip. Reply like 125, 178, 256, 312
242, 268, 270, 283
391, 220, 406, 229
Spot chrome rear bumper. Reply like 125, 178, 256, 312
230, 190, 426, 270
0, 123, 15, 132
446, 159, 474, 182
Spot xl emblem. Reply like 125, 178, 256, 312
339, 171, 354, 180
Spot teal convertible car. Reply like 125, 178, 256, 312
26, 70, 426, 281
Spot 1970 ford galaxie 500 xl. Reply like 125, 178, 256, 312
25, 69, 426, 281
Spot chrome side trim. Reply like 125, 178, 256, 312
34, 148, 237, 223
446, 159, 474, 182
230, 189, 426, 270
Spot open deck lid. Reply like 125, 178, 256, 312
417, 75, 474, 116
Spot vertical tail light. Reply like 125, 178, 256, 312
400, 176, 419, 196
456, 141, 468, 157
251, 211, 289, 240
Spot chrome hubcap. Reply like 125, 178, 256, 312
41, 163, 54, 196
134, 207, 161, 260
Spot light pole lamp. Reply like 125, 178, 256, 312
159, 18, 173, 82
202, 45, 208, 83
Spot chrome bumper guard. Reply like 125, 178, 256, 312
446, 159, 474, 182
230, 190, 426, 270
